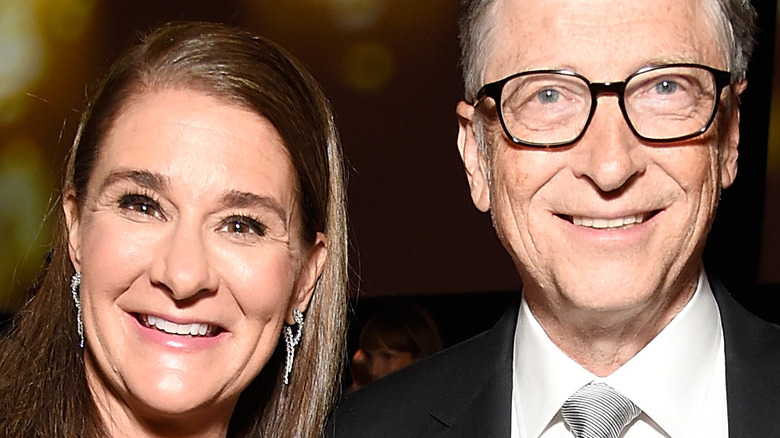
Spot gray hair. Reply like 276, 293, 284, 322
458, 0, 758, 102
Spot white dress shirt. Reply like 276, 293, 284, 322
510, 271, 727, 437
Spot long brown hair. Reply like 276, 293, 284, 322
0, 22, 348, 438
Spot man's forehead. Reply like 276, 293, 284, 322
483, 0, 725, 82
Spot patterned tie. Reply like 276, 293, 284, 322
561, 382, 641, 438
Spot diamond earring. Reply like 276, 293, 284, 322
283, 309, 304, 385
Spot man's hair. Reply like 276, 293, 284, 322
458, 0, 758, 102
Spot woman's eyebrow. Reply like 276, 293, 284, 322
220, 190, 288, 220
99, 168, 170, 193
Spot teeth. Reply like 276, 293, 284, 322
143, 315, 214, 337
592, 218, 608, 228
572, 214, 645, 229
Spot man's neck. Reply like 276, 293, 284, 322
525, 275, 698, 376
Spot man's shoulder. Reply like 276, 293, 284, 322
328, 301, 519, 438
711, 280, 780, 435
711, 280, 780, 351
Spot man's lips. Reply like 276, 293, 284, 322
557, 211, 660, 229
134, 313, 223, 337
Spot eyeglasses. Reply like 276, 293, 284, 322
473, 63, 733, 148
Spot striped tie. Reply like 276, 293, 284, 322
561, 382, 641, 438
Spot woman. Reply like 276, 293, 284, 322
0, 22, 347, 438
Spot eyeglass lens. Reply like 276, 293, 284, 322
498, 66, 719, 146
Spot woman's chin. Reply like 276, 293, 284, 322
130, 376, 229, 416
124, 382, 235, 431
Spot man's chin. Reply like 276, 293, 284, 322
538, 270, 672, 314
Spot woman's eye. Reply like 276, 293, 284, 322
221, 215, 266, 236
118, 194, 162, 218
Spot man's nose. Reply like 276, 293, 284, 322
571, 96, 646, 192
150, 219, 219, 301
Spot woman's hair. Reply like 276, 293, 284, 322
359, 302, 443, 360
0, 21, 348, 438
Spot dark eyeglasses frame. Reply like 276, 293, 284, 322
473, 63, 734, 148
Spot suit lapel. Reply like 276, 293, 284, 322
712, 281, 780, 437
430, 301, 519, 438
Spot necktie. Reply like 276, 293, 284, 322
561, 382, 641, 438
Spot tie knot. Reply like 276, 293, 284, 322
561, 382, 641, 438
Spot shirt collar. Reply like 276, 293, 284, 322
513, 271, 722, 438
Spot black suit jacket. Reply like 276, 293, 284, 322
328, 281, 780, 437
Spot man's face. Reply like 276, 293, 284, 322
457, 0, 743, 317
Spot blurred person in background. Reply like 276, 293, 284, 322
349, 302, 443, 391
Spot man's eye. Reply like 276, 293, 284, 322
221, 215, 266, 236
536, 89, 561, 104
654, 80, 678, 95
118, 194, 162, 218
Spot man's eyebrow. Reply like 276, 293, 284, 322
645, 56, 699, 66
220, 190, 289, 220
99, 169, 169, 193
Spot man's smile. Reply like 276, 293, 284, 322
557, 211, 660, 229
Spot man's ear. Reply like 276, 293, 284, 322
456, 100, 491, 212
62, 189, 82, 271
287, 232, 327, 324
720, 79, 747, 189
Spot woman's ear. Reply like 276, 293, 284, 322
62, 189, 82, 271
287, 232, 327, 323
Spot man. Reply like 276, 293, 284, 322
329, 0, 780, 436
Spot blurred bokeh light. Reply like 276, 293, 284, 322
343, 40, 395, 90
0, 138, 51, 309
326, 0, 386, 30
0, 0, 45, 125
1, 0, 96, 310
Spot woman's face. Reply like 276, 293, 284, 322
64, 88, 326, 433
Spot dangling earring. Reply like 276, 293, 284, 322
283, 309, 304, 385
70, 272, 84, 348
